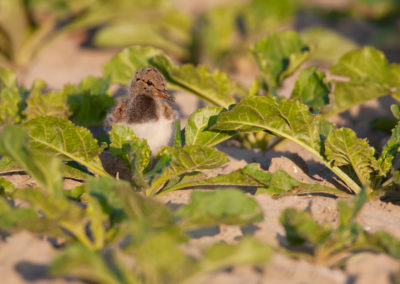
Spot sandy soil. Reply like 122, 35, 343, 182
2, 3, 400, 282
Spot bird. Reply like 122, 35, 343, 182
105, 66, 177, 154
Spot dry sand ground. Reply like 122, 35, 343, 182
2, 8, 400, 283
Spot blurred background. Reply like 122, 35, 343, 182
1, 0, 400, 88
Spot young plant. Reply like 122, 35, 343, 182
0, 125, 272, 283
280, 189, 400, 265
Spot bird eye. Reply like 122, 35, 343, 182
147, 81, 153, 86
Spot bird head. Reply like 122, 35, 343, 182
129, 66, 174, 102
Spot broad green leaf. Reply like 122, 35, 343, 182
213, 96, 322, 152
200, 237, 272, 273
109, 125, 151, 188
185, 107, 235, 146
0, 84, 21, 125
325, 128, 379, 187
64, 77, 114, 127
0, 203, 63, 237
153, 55, 242, 107
113, 182, 174, 226
160, 163, 269, 194
291, 66, 330, 112
364, 230, 400, 259
378, 122, 400, 175
391, 104, 400, 120
94, 22, 187, 58
301, 27, 358, 63
23, 80, 70, 120
0, 66, 17, 88
148, 145, 229, 195
103, 46, 164, 84
133, 231, 196, 284
212, 96, 362, 193
280, 208, 333, 246
0, 176, 15, 196
103, 46, 245, 108
252, 31, 311, 90
196, 0, 298, 65
50, 245, 125, 284
329, 47, 400, 115
176, 189, 263, 229
257, 169, 350, 198
23, 116, 109, 177
0, 125, 63, 196
338, 188, 367, 228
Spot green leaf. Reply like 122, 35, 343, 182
133, 231, 196, 284
50, 245, 125, 284
325, 128, 379, 187
329, 47, 400, 115
213, 96, 322, 151
185, 107, 235, 146
364, 230, 400, 259
301, 27, 358, 63
64, 77, 114, 127
176, 190, 263, 229
173, 120, 184, 147
160, 163, 269, 194
0, 125, 63, 196
0, 67, 17, 88
291, 66, 330, 112
23, 80, 70, 120
0, 83, 22, 125
280, 208, 333, 246
148, 145, 229, 196
252, 31, 311, 90
378, 122, 400, 175
337, 188, 367, 228
103, 46, 164, 84
94, 22, 187, 58
23, 116, 109, 177
200, 237, 272, 272
103, 46, 245, 108
109, 125, 151, 188
257, 169, 350, 198
0, 177, 15, 196
391, 104, 400, 120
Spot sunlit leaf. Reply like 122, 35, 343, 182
329, 47, 400, 115
0, 125, 63, 195
185, 107, 235, 146
23, 116, 108, 177
148, 145, 229, 195
325, 128, 379, 187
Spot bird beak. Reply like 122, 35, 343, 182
155, 89, 175, 102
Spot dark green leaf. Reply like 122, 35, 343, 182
291, 66, 330, 112
280, 208, 333, 246
252, 31, 310, 89
109, 125, 151, 187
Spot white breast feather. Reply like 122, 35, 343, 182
118, 118, 175, 154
